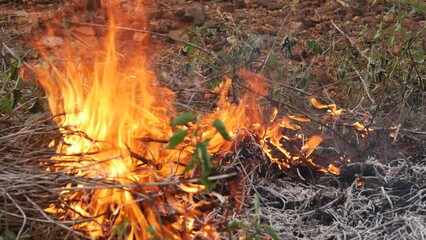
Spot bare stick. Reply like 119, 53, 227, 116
5, 192, 26, 239
352, 66, 375, 104
25, 195, 94, 240
330, 21, 368, 61
65, 21, 217, 58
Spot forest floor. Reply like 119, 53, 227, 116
0, 0, 425, 239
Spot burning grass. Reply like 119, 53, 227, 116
0, 120, 84, 239
1, 0, 425, 239
1, 117, 425, 239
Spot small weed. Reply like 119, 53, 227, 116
0, 230, 17, 240
0, 58, 22, 113
306, 39, 323, 54
112, 218, 129, 240
227, 194, 280, 240
387, 0, 426, 14
0, 52, 45, 118
168, 112, 231, 189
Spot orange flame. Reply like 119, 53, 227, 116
301, 135, 323, 158
36, 4, 191, 239
310, 97, 343, 117
33, 3, 340, 239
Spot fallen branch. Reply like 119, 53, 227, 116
65, 21, 217, 58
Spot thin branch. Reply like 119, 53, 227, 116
65, 21, 217, 58
330, 20, 368, 61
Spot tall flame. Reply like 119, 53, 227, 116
38, 5, 192, 239
34, 2, 340, 239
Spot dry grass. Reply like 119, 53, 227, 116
0, 120, 87, 239
1, 1, 425, 239
1, 116, 425, 239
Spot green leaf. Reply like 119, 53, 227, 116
197, 140, 214, 188
0, 97, 12, 113
263, 224, 281, 240
5, 230, 17, 240
146, 225, 156, 234
253, 221, 262, 234
170, 112, 194, 126
197, 141, 211, 175
254, 194, 260, 215
147, 225, 164, 240
306, 40, 322, 54
168, 130, 187, 149
212, 119, 232, 141
183, 154, 197, 173
388, 34, 395, 47
306, 40, 315, 51
228, 220, 247, 230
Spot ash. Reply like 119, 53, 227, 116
232, 155, 426, 240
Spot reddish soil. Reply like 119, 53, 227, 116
1, 0, 425, 167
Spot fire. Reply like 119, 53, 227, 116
33, 2, 342, 239
37, 4, 189, 239
310, 97, 343, 117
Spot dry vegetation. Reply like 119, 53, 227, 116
1, 0, 425, 239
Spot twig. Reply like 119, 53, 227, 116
25, 195, 94, 240
0, 211, 90, 224
260, 5, 294, 73
330, 21, 368, 61
5, 192, 26, 239
52, 172, 238, 191
125, 144, 156, 167
352, 66, 375, 104
381, 186, 394, 209
136, 137, 168, 144
65, 21, 217, 58
1, 42, 35, 71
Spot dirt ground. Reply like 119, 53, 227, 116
1, 0, 425, 239
2, 0, 424, 164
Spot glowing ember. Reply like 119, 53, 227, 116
33, 2, 344, 239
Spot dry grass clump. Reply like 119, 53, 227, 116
0, 120, 94, 239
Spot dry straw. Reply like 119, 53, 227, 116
1, 113, 426, 239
